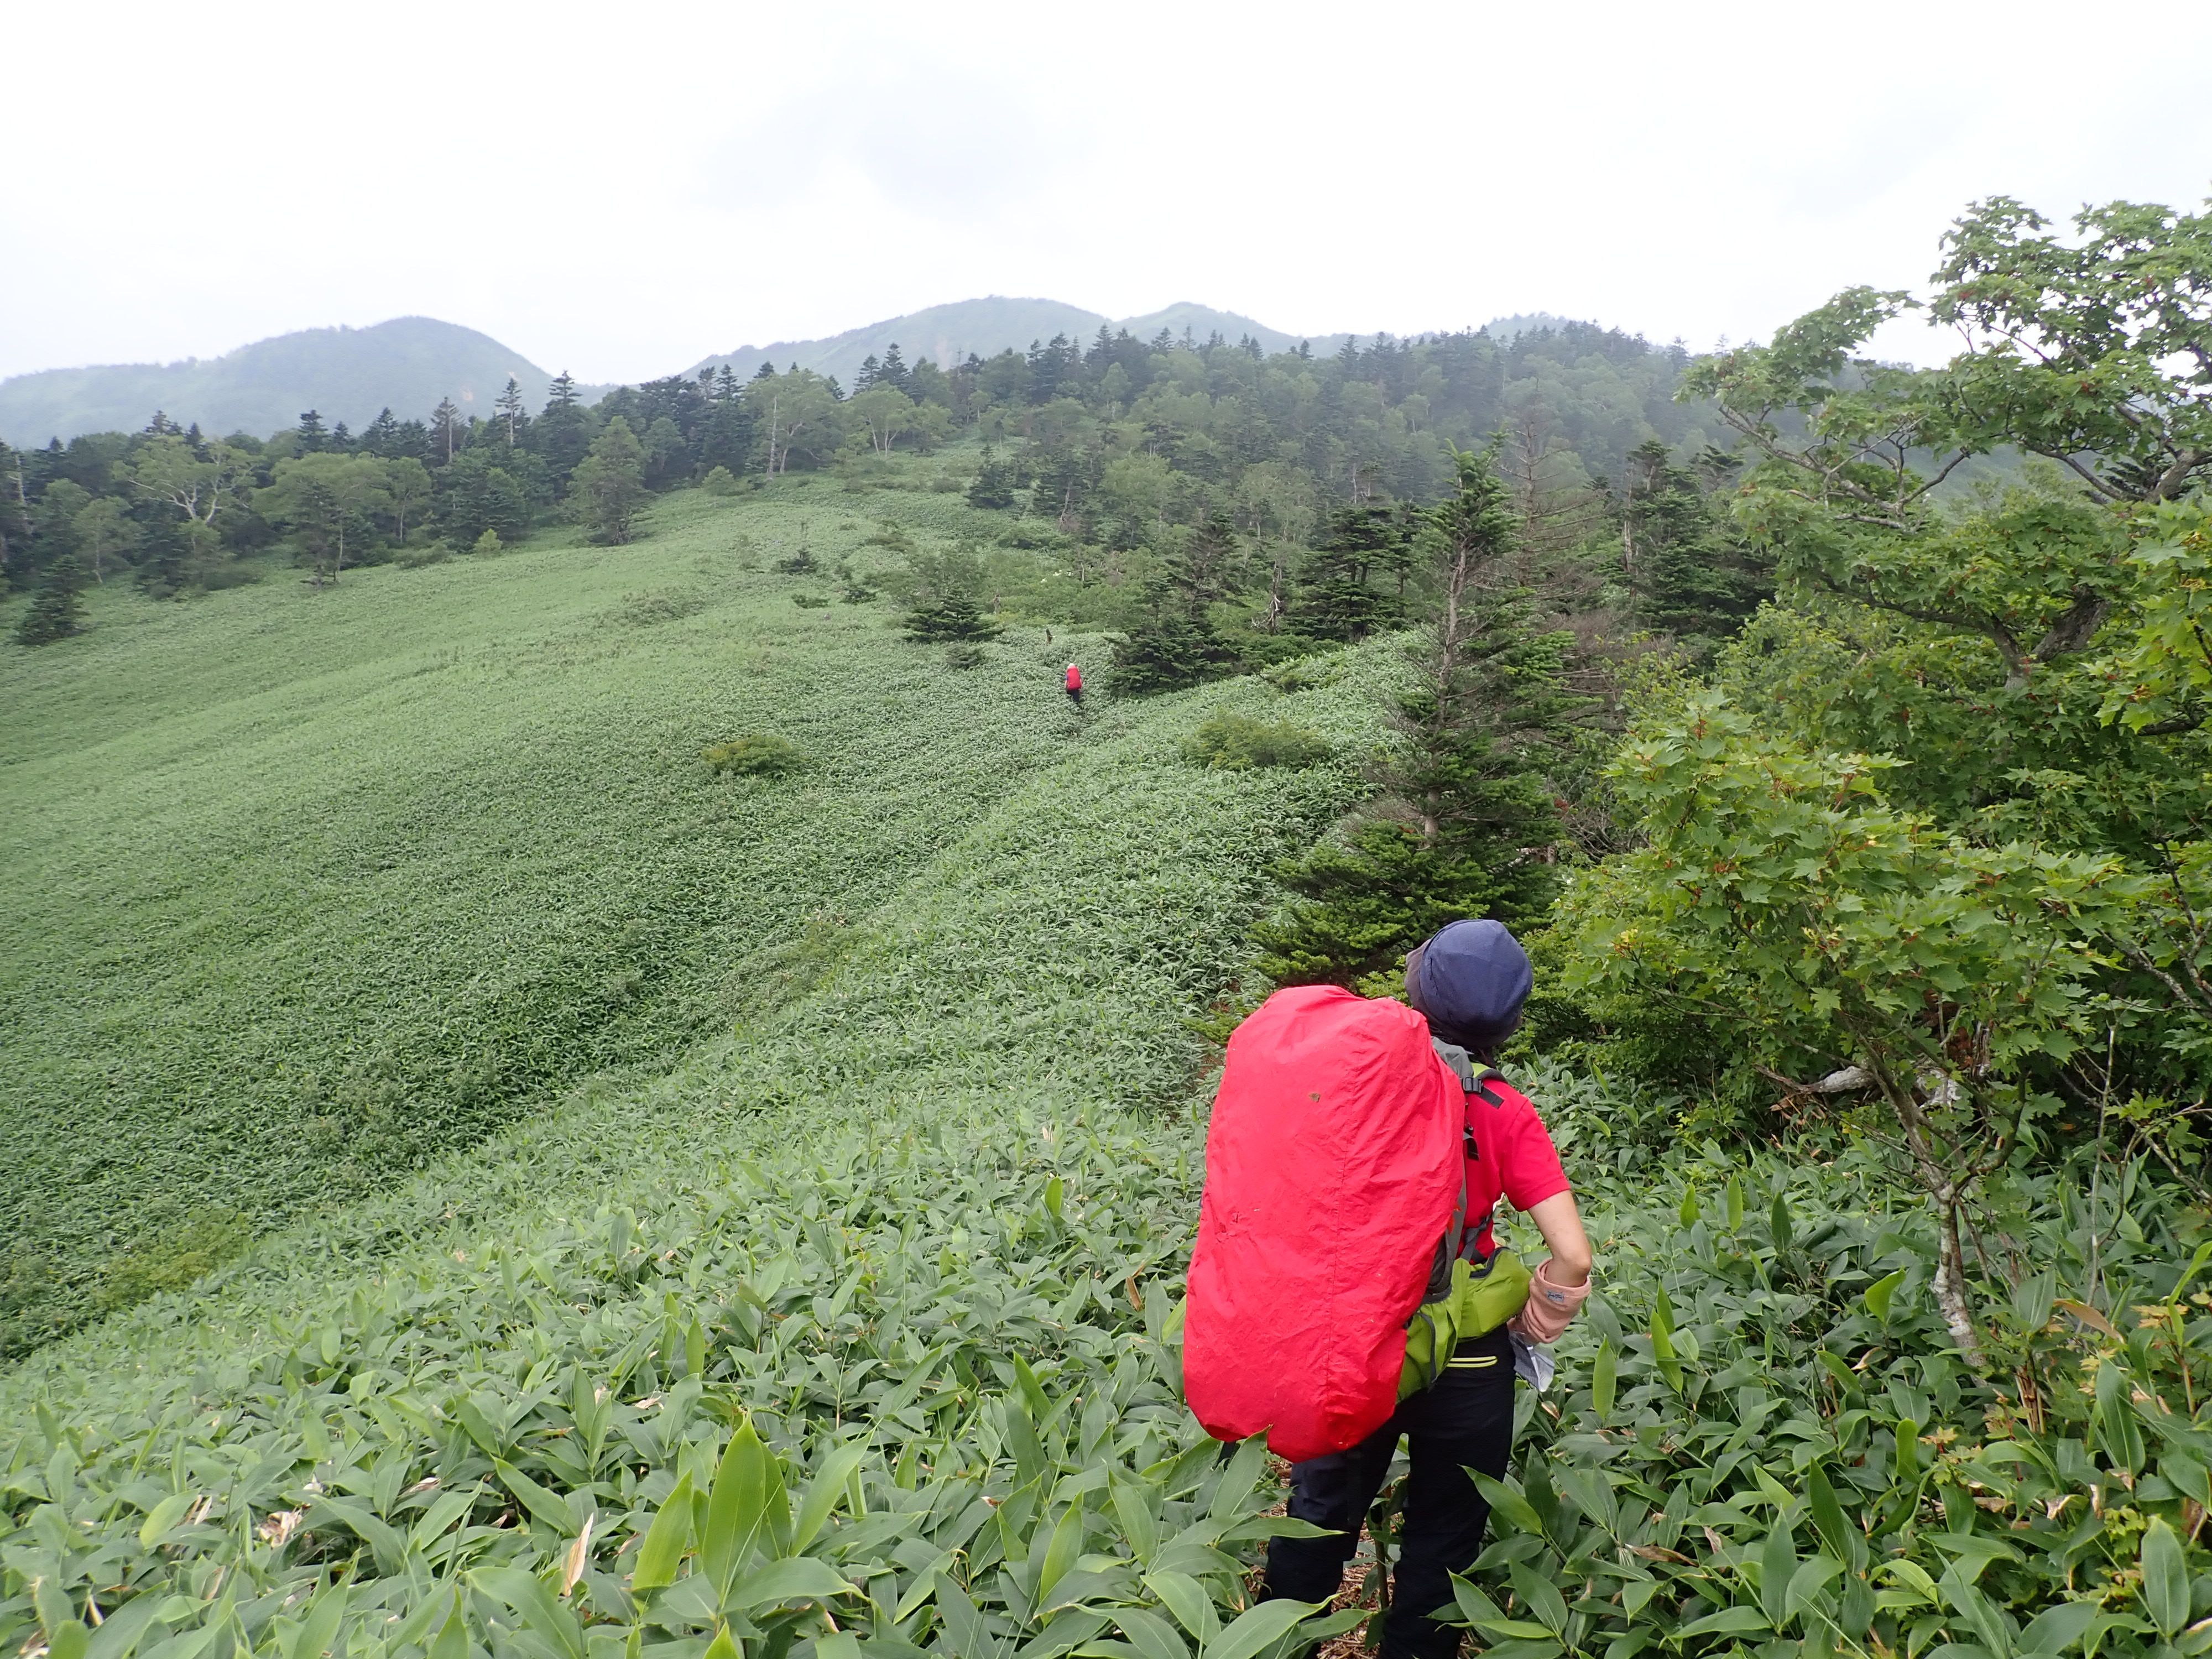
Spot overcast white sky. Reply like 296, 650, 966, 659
4, 0, 2208, 384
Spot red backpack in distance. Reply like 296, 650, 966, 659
1183, 984, 1464, 1461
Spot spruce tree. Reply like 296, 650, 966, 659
1618, 439, 1770, 654
900, 547, 1000, 643
16, 554, 88, 645
1293, 504, 1404, 641
967, 447, 1018, 510
428, 398, 463, 465
1110, 513, 1248, 694
295, 409, 327, 452
495, 378, 526, 446
1255, 450, 1582, 989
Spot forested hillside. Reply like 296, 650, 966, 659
0, 320, 559, 450
4, 194, 2211, 1659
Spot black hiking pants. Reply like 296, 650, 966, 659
1261, 1325, 1516, 1659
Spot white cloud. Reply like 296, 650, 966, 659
3, 0, 2208, 383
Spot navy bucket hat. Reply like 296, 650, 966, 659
1404, 919, 1532, 1055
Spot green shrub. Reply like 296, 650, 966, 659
472, 528, 503, 556
393, 538, 453, 570
1263, 650, 1350, 691
93, 1207, 252, 1310
701, 465, 740, 496
945, 641, 987, 670
1182, 708, 1332, 770
791, 593, 830, 609
700, 733, 805, 777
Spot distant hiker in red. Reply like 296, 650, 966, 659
1064, 662, 1083, 705
1185, 919, 1591, 1659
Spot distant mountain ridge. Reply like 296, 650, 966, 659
682, 297, 1355, 385
0, 301, 1606, 446
0, 319, 560, 448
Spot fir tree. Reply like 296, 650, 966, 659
546, 371, 580, 410
1618, 439, 1770, 654
495, 378, 526, 446
16, 553, 88, 645
900, 547, 1001, 643
1293, 504, 1404, 641
361, 408, 402, 456
967, 446, 1018, 510
1255, 450, 1582, 989
428, 398, 464, 465
295, 409, 327, 452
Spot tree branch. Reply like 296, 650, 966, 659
1808, 571, 2026, 672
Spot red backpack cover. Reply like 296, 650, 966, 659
1183, 984, 1463, 1461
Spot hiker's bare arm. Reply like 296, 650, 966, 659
1527, 1192, 1592, 1285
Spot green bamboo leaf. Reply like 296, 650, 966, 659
1864, 1270, 1906, 1322
286, 1585, 348, 1659
427, 1599, 467, 1659
2142, 1517, 2189, 1637
1591, 1339, 1616, 1420
1650, 1320, 1683, 1392
892, 1555, 953, 1624
1199, 1598, 1319, 1659
469, 1569, 583, 1659
1806, 1464, 1851, 1563
1509, 1562, 1568, 1636
1759, 1525, 1798, 1627
631, 1469, 695, 1591
1770, 1190, 1793, 1248
1725, 1176, 1745, 1230
1678, 1605, 1773, 1638
494, 1458, 579, 1535
702, 1421, 767, 1591
1145, 1571, 1218, 1645
1472, 1618, 1558, 1641
790, 1442, 867, 1556
50, 1625, 89, 1659
1035, 1500, 1086, 1606
727, 1556, 854, 1611
1113, 1606, 1191, 1659
1110, 1474, 1161, 1565
138, 1493, 191, 1550
700, 1626, 739, 1659
1472, 1470, 1546, 1537
1786, 1556, 1843, 1622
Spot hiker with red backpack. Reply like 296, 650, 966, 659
1185, 919, 1591, 1659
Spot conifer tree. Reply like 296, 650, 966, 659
295, 409, 327, 452
15, 553, 88, 644
428, 398, 463, 465
1618, 439, 1770, 654
1294, 504, 1404, 641
1255, 450, 1582, 989
900, 547, 1001, 643
967, 447, 1018, 510
495, 377, 526, 446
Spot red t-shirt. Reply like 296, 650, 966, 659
1460, 1074, 1570, 1258
1066, 664, 1082, 691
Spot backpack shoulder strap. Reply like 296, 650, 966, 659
1471, 1067, 1511, 1109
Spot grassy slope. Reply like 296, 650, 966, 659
0, 481, 1168, 1354
0, 552, 1403, 1656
